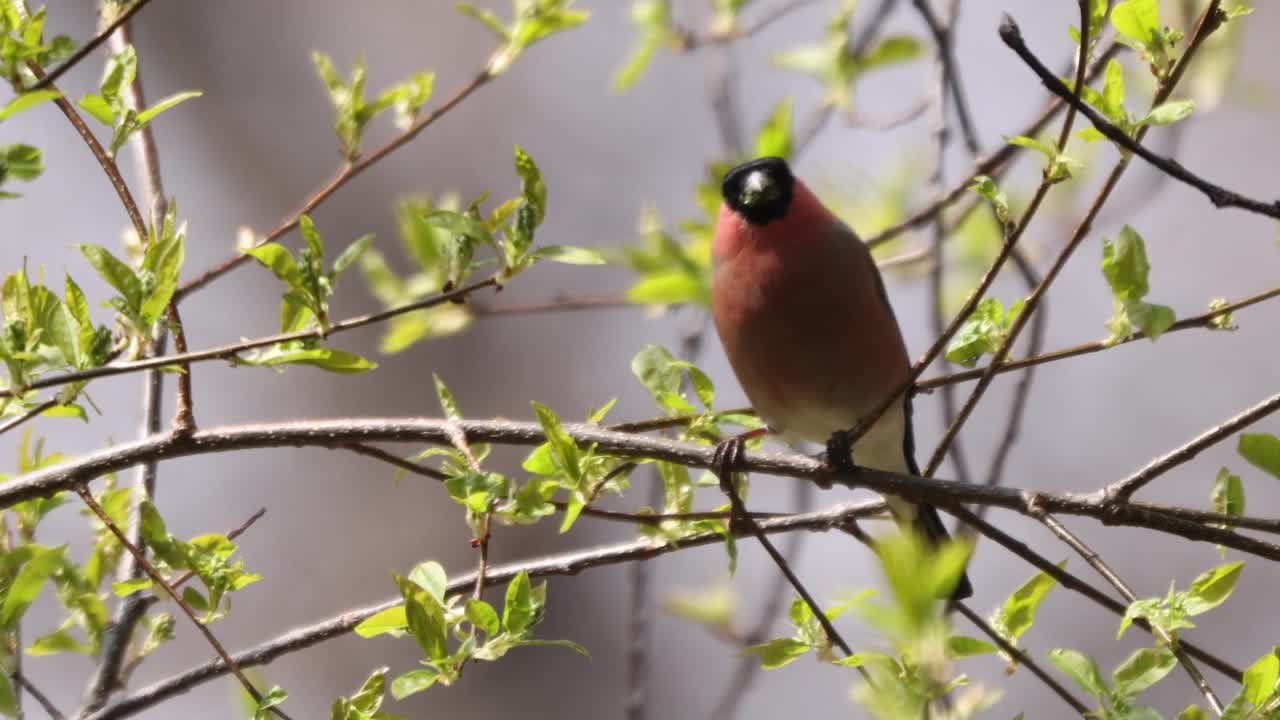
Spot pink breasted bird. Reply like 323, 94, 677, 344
711, 156, 972, 601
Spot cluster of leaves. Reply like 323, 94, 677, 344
620, 98, 793, 307
1074, 58, 1195, 145
773, 0, 921, 110
458, 0, 589, 76
244, 214, 376, 373
77, 44, 202, 157
356, 145, 602, 354
0, 3, 73, 198
111, 500, 263, 623
945, 296, 1025, 369
311, 52, 435, 161
1101, 225, 1176, 344
0, 264, 114, 419
359, 197, 475, 353
741, 533, 998, 719
353, 563, 585, 700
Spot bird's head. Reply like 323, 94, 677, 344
721, 157, 795, 226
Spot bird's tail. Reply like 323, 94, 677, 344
913, 503, 973, 601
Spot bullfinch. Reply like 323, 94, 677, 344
710, 156, 973, 601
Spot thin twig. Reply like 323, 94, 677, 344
911, 0, 980, 152
0, 400, 57, 436
175, 68, 495, 300
0, 277, 500, 400
8, 417, 1280, 560
1034, 512, 1223, 714
1000, 14, 1280, 220
27, 0, 157, 92
948, 505, 1242, 682
1107, 391, 1280, 502
924, 5, 1219, 476
12, 671, 64, 720
952, 602, 1090, 716
85, 501, 888, 720
75, 487, 291, 719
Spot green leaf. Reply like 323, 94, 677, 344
1243, 648, 1280, 708
1, 544, 66, 628
1048, 648, 1108, 698
433, 373, 461, 420
1140, 100, 1195, 127
529, 245, 606, 265
1239, 433, 1280, 480
456, 3, 511, 40
503, 570, 535, 635
253, 686, 288, 720
244, 344, 377, 374
332, 234, 373, 275
299, 214, 324, 262
626, 271, 704, 305
390, 668, 438, 700
111, 577, 153, 597
1177, 705, 1210, 720
0, 143, 42, 182
1112, 646, 1177, 699
466, 598, 500, 636
354, 604, 407, 638
531, 402, 582, 485
408, 561, 448, 603
245, 243, 299, 285
970, 175, 1010, 226
946, 635, 998, 658
0, 89, 59, 121
76, 94, 115, 125
135, 90, 202, 125
1183, 561, 1243, 615
754, 98, 793, 160
1103, 226, 1151, 300
400, 582, 448, 661
1111, 0, 1160, 49
1211, 467, 1245, 523
741, 637, 810, 669
78, 244, 142, 309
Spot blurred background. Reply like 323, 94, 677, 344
3, 0, 1280, 717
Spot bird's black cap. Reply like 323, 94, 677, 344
721, 156, 795, 226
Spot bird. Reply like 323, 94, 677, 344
709, 156, 972, 601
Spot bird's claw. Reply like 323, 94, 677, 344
712, 435, 747, 493
822, 430, 860, 487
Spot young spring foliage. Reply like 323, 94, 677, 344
244, 215, 376, 373
1073, 58, 1195, 145
945, 296, 1025, 369
0, 0, 72, 201
353, 564, 586, 700
76, 44, 202, 158
773, 0, 922, 109
310, 52, 435, 160
1101, 225, 1176, 344
458, 0, 590, 75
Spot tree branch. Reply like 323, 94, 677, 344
27, 0, 157, 92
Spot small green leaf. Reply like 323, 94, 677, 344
1000, 564, 1061, 641
245, 243, 299, 285
1, 544, 67, 628
1112, 646, 1176, 699
1183, 561, 1243, 615
946, 635, 998, 658
754, 98, 793, 160
1239, 433, 1280, 480
354, 604, 408, 638
531, 402, 582, 485
1211, 467, 1245, 523
466, 598, 500, 636
0, 89, 59, 121
1243, 648, 1280, 708
135, 90, 202, 125
1140, 100, 1194, 127
78, 244, 142, 309
1176, 705, 1210, 720
1048, 648, 1108, 698
76, 94, 115, 125
408, 561, 448, 603
111, 577, 153, 597
332, 234, 374, 275
741, 637, 810, 669
530, 245, 606, 265
390, 668, 438, 700
253, 686, 288, 720
503, 570, 535, 635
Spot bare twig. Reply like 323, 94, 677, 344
911, 0, 980, 151
952, 602, 1090, 716
1107, 391, 1280, 502
1000, 14, 1280, 220
75, 487, 291, 719
1034, 512, 1223, 714
175, 69, 495, 300
12, 671, 64, 720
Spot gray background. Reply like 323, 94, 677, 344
3, 1, 1279, 717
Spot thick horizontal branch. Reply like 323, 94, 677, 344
0, 277, 498, 399
999, 15, 1280, 220
9, 416, 1280, 560
84, 500, 883, 720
